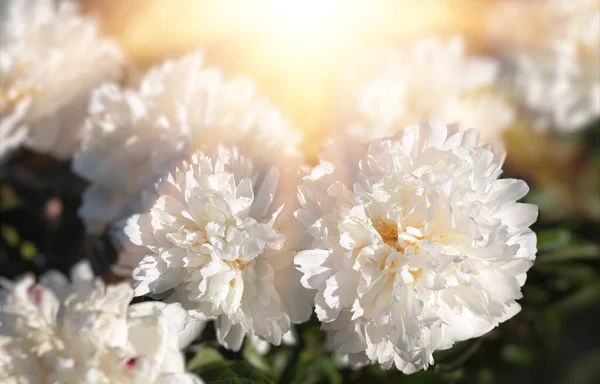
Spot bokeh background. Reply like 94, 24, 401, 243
1, 1, 599, 383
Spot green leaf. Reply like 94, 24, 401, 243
501, 345, 533, 367
186, 347, 224, 372
533, 309, 563, 349
198, 360, 273, 384
1, 225, 20, 248
242, 339, 271, 373
522, 284, 551, 304
535, 263, 598, 285
536, 228, 573, 252
0, 184, 23, 212
553, 282, 600, 313
562, 351, 600, 384
525, 188, 564, 220
20, 241, 37, 261
270, 347, 295, 382
403, 370, 456, 384
537, 244, 600, 263
478, 368, 495, 384
433, 340, 472, 363
291, 356, 343, 384
364, 365, 455, 383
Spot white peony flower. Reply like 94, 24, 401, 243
0, 0, 123, 161
73, 51, 303, 236
294, 122, 537, 373
336, 37, 514, 144
124, 146, 313, 351
0, 261, 203, 384
507, 0, 600, 131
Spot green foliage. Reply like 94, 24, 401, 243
187, 347, 225, 372
0, 184, 23, 212
194, 360, 274, 384
501, 345, 533, 367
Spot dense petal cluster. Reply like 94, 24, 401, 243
0, 0, 123, 161
73, 52, 303, 235
336, 37, 514, 143
508, 0, 600, 131
124, 146, 312, 351
0, 262, 202, 384
294, 122, 537, 372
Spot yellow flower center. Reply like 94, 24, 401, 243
373, 218, 399, 249
373, 218, 422, 254
224, 259, 251, 272
1, 85, 41, 113
373, 218, 425, 281
1, 64, 42, 114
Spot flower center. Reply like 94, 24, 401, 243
371, 218, 427, 281
1, 85, 40, 112
223, 259, 250, 272
373, 219, 399, 249
372, 218, 422, 254
409, 267, 423, 280
223, 258, 253, 287
1, 64, 42, 113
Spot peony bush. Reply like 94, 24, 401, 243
1, 0, 599, 383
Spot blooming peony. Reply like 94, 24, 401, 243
507, 0, 600, 131
123, 146, 312, 351
0, 261, 203, 383
294, 122, 537, 373
336, 37, 514, 143
73, 51, 302, 236
0, 0, 123, 161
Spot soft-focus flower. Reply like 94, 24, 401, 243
294, 122, 537, 373
0, 261, 203, 383
0, 0, 123, 161
123, 146, 312, 351
336, 37, 514, 143
73, 51, 302, 236
507, 0, 600, 131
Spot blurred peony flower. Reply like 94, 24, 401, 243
507, 0, 600, 131
294, 122, 537, 373
0, 0, 123, 161
73, 51, 303, 236
336, 37, 514, 144
0, 261, 203, 383
123, 146, 312, 351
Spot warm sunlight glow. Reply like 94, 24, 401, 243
265, 0, 343, 43
268, 0, 338, 31
252, 0, 363, 53
93, 0, 512, 156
